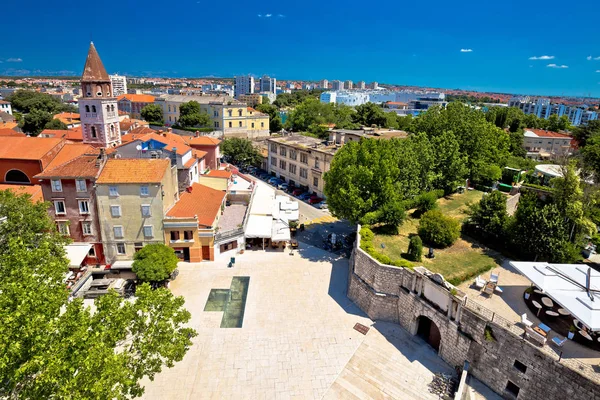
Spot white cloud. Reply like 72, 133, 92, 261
529, 55, 554, 60
6, 58, 22, 62
596, 70, 600, 73
547, 64, 568, 69
587, 55, 592, 60
460, 49, 473, 53
587, 56, 600, 60
277, 14, 285, 17
265, 13, 272, 17
257, 14, 262, 17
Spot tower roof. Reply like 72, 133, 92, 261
81, 42, 110, 82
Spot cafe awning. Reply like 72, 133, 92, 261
64, 243, 92, 268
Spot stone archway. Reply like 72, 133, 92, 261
416, 315, 442, 352
5, 169, 30, 184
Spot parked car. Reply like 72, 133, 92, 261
292, 188, 304, 196
309, 196, 323, 204
267, 177, 280, 185
277, 183, 288, 190
298, 192, 312, 201
316, 201, 328, 209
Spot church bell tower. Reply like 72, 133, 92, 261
79, 42, 121, 148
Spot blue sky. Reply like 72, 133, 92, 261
2, 0, 600, 97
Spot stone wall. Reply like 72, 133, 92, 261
347, 225, 600, 400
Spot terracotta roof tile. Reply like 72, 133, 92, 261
0, 184, 43, 202
35, 155, 102, 179
0, 137, 65, 161
97, 159, 170, 184
186, 136, 221, 146
0, 121, 18, 130
193, 149, 207, 159
526, 129, 572, 139
206, 169, 232, 179
117, 94, 155, 103
166, 183, 225, 227
53, 112, 80, 120
0, 128, 25, 137
45, 144, 98, 170
82, 42, 110, 82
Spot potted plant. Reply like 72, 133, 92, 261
524, 287, 533, 300
568, 325, 577, 340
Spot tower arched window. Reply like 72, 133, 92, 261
238, 109, 243, 117
110, 124, 115, 135
107, 105, 111, 112
96, 85, 102, 96
85, 105, 90, 113
111, 105, 115, 112
228, 110, 232, 117
92, 105, 96, 113
91, 126, 97, 138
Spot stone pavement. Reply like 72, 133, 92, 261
140, 244, 372, 400
323, 322, 454, 400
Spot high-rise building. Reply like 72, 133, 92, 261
332, 80, 344, 90
320, 79, 329, 89
109, 74, 127, 96
234, 75, 255, 98
357, 81, 366, 89
259, 75, 277, 94
369, 82, 379, 89
345, 80, 353, 90
79, 42, 121, 148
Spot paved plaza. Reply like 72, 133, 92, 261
140, 244, 454, 400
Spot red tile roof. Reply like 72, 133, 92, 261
193, 149, 207, 159
206, 169, 232, 179
45, 144, 98, 170
35, 154, 102, 179
0, 184, 43, 202
0, 128, 25, 137
41, 128, 83, 141
186, 136, 221, 146
166, 183, 225, 227
97, 159, 170, 184
0, 137, 65, 161
526, 129, 572, 139
117, 94, 155, 103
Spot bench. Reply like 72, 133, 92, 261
525, 326, 547, 346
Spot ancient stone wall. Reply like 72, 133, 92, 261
348, 225, 600, 400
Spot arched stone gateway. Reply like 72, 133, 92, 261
416, 315, 442, 352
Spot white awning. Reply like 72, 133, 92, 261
273, 195, 299, 221
271, 220, 291, 242
245, 215, 273, 238
249, 184, 275, 216
64, 243, 92, 268
111, 260, 134, 270
511, 262, 600, 331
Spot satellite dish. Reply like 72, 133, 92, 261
136, 144, 142, 151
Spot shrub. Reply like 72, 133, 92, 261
359, 226, 412, 269
132, 243, 179, 282
447, 263, 495, 286
418, 210, 460, 248
415, 192, 438, 214
407, 235, 423, 261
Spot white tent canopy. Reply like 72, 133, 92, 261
245, 215, 273, 238
273, 195, 299, 221
510, 262, 600, 331
249, 184, 275, 216
64, 243, 92, 268
271, 220, 291, 242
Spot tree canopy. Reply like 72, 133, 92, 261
177, 101, 210, 128
22, 109, 53, 135
255, 103, 283, 132
0, 190, 196, 399
7, 90, 77, 114
132, 243, 179, 282
221, 137, 263, 167
44, 118, 68, 130
284, 98, 358, 137
141, 104, 164, 125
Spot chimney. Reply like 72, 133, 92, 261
167, 127, 172, 133
195, 131, 199, 137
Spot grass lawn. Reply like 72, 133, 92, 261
372, 190, 504, 284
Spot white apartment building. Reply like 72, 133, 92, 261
320, 79, 329, 89
357, 81, 366, 89
523, 129, 573, 159
508, 97, 598, 126
345, 80, 353, 90
234, 75, 255, 98
331, 80, 344, 90
109, 74, 128, 97
0, 100, 12, 115
260, 76, 277, 94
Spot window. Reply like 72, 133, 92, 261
239, 121, 242, 127
116, 243, 126, 255
134, 242, 144, 252
279, 160, 286, 170
51, 179, 62, 192
271, 157, 277, 166
313, 177, 319, 187
289, 164, 296, 174
85, 105, 90, 112
228, 110, 232, 117
189, 172, 193, 182
140, 185, 149, 196
505, 381, 520, 398
280, 147, 287, 157
91, 126, 97, 138
54, 200, 66, 215
110, 205, 121, 217
315, 158, 320, 169
111, 105, 115, 112
57, 222, 69, 235
82, 221, 93, 235
76, 179, 87, 192
107, 105, 111, 112
78, 200, 90, 214
168, 105, 171, 112
110, 125, 115, 135
141, 205, 151, 217
513, 360, 527, 374
251, 122, 255, 128
109, 185, 119, 196
214, 110, 218, 117
113, 226, 124, 238
92, 105, 96, 113
184, 230, 194, 240
238, 109, 242, 117
300, 153, 308, 164
143, 225, 153, 238
88, 246, 96, 257
170, 231, 180, 241
270, 143, 277, 152
261, 122, 264, 128
228, 121, 232, 128
289, 150, 297, 160
214, 121, 219, 128
300, 168, 308, 179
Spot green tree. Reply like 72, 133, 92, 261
573, 120, 600, 147
0, 190, 196, 399
141, 103, 164, 124
467, 190, 508, 236
547, 114, 571, 132
7, 90, 76, 114
255, 103, 283, 132
44, 118, 68, 130
22, 109, 53, 135
177, 101, 210, 128
352, 102, 387, 127
414, 191, 439, 215
418, 209, 460, 248
582, 134, 600, 177
132, 243, 179, 282
407, 235, 423, 261
430, 130, 468, 193
472, 164, 502, 186
221, 137, 263, 167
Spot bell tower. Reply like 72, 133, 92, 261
79, 42, 121, 148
